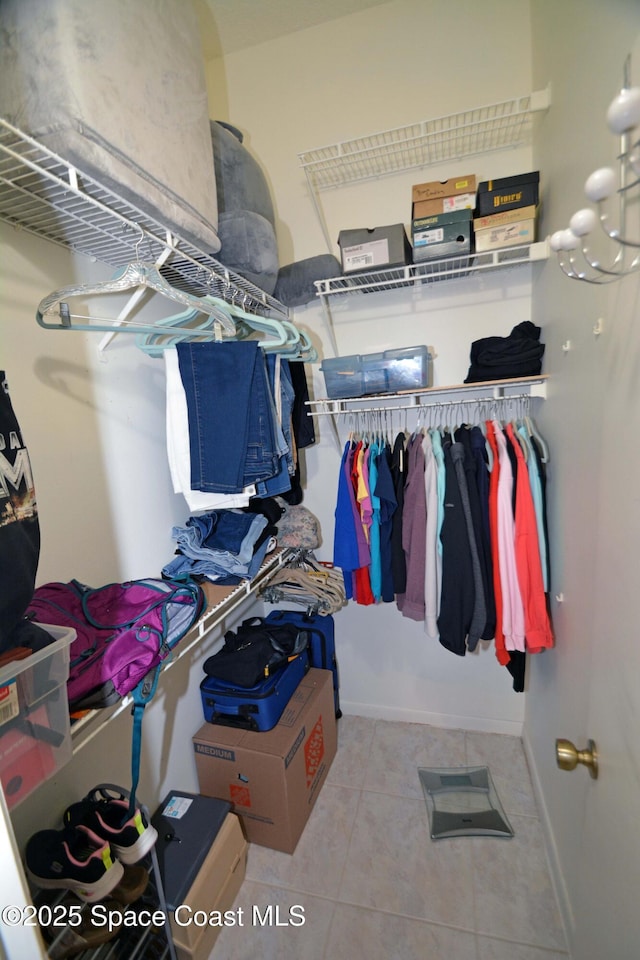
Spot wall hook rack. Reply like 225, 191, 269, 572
550, 55, 640, 283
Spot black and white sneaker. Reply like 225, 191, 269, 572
25, 825, 124, 902
63, 788, 157, 865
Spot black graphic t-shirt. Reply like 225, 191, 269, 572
0, 372, 41, 652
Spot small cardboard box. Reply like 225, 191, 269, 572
338, 224, 412, 273
473, 205, 537, 232
476, 171, 540, 216
193, 669, 337, 854
412, 174, 477, 203
412, 193, 476, 220
412, 210, 472, 261
474, 215, 536, 252
170, 813, 247, 960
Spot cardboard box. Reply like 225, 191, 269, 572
412, 174, 477, 203
193, 669, 337, 854
171, 814, 246, 960
473, 205, 537, 232
412, 193, 476, 220
412, 208, 473, 234
476, 171, 540, 216
412, 213, 472, 261
338, 224, 412, 273
474, 216, 536, 252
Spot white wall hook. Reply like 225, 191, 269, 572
593, 317, 604, 337
562, 340, 572, 353
555, 592, 565, 603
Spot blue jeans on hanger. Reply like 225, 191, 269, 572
177, 341, 280, 494
255, 355, 295, 497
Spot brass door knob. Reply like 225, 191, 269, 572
555, 738, 598, 779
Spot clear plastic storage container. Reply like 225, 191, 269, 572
321, 345, 432, 399
0, 624, 75, 809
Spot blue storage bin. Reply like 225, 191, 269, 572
321, 345, 432, 399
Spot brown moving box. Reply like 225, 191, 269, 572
193, 669, 337, 854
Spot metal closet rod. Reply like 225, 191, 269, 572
306, 392, 534, 416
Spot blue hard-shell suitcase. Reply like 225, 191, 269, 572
265, 610, 341, 718
200, 648, 310, 731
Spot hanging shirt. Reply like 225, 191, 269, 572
506, 423, 554, 653
397, 433, 427, 621
423, 430, 440, 640
485, 422, 509, 666
368, 441, 383, 602
359, 444, 374, 542
374, 442, 397, 603
333, 441, 361, 599
450, 436, 486, 650
437, 434, 474, 656
529, 433, 551, 590
517, 423, 549, 593
493, 421, 526, 653
429, 428, 446, 556
350, 441, 375, 606
470, 425, 496, 639
390, 432, 407, 595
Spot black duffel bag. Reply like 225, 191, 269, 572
203, 617, 308, 688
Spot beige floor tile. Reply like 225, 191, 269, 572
326, 714, 376, 790
210, 880, 335, 960
477, 936, 570, 960
465, 731, 538, 818
338, 790, 475, 929
363, 720, 467, 799
465, 731, 530, 781
245, 783, 360, 898
472, 815, 567, 951
325, 903, 478, 960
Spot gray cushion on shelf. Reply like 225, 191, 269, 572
210, 120, 279, 293
274, 255, 343, 307
210, 119, 343, 304
217, 212, 279, 296
0, 0, 220, 253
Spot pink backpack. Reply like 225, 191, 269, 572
27, 578, 205, 711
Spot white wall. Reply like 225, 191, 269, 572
205, 0, 537, 733
527, 0, 640, 950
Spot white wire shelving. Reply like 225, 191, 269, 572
69, 547, 292, 756
299, 89, 550, 190
0, 117, 289, 321
314, 240, 549, 297
298, 89, 550, 248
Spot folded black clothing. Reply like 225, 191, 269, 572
244, 497, 286, 525
464, 321, 545, 383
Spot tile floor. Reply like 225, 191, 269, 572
210, 716, 570, 960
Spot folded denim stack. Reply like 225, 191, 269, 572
162, 506, 278, 584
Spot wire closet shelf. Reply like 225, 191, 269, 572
313, 241, 549, 297
0, 117, 289, 320
298, 89, 551, 191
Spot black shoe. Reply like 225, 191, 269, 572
25, 825, 124, 902
63, 788, 157, 865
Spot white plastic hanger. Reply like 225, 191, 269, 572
37, 261, 237, 336
525, 414, 550, 463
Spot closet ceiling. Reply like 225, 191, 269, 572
196, 0, 388, 56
